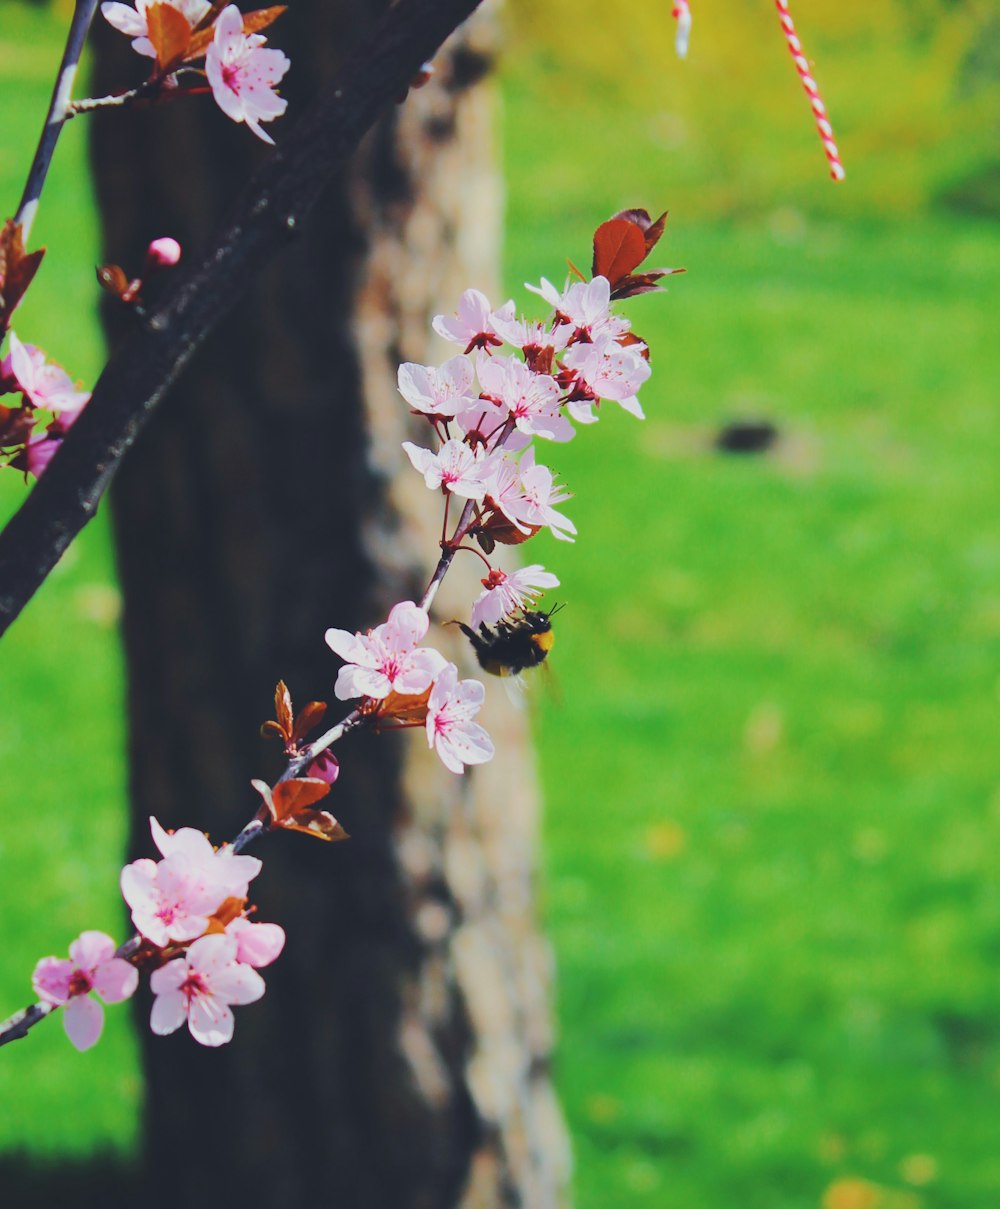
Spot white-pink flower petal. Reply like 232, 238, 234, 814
432, 289, 504, 352
470, 565, 559, 630
402, 439, 491, 500
148, 934, 267, 1048
425, 664, 495, 775
226, 918, 286, 968
3, 332, 90, 416
477, 354, 574, 443
63, 995, 105, 1052
397, 356, 477, 417
326, 601, 444, 701
205, 5, 290, 144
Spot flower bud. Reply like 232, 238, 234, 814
144, 237, 182, 272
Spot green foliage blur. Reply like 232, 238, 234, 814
503, 5, 1000, 1208
1, 2, 998, 1206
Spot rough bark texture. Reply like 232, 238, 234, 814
90, 3, 569, 1207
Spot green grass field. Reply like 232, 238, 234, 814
2, 3, 999, 1206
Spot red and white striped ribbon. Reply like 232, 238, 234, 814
774, 0, 846, 181
671, 1, 692, 60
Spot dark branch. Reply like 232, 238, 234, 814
0, 1003, 51, 1048
0, 0, 484, 640
15, 0, 99, 240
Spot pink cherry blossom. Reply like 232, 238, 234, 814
121, 855, 226, 947
470, 565, 559, 630
13, 433, 62, 480
32, 931, 138, 1052
477, 354, 574, 443
402, 439, 491, 499
488, 312, 572, 362
325, 600, 447, 701
431, 289, 506, 354
225, 917, 286, 968
561, 336, 651, 423
484, 447, 576, 543
525, 275, 630, 342
100, 0, 212, 57
2, 332, 90, 416
121, 816, 260, 948
149, 934, 265, 1047
425, 663, 494, 775
149, 816, 262, 899
517, 448, 577, 540
397, 355, 477, 418
205, 5, 290, 144
482, 454, 533, 536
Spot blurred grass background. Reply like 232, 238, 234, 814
2, 0, 999, 1205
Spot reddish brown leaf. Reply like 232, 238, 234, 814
193, 0, 228, 30
617, 331, 651, 360
592, 219, 646, 287
96, 263, 130, 298
278, 810, 349, 842
641, 212, 668, 256
205, 896, 246, 931
274, 680, 293, 738
610, 208, 668, 257
610, 266, 685, 301
270, 777, 331, 823
260, 719, 286, 741
0, 221, 45, 331
372, 686, 432, 725
478, 507, 539, 547
146, 3, 193, 72
183, 26, 215, 60
5, 248, 44, 313
243, 6, 287, 35
185, 5, 285, 59
291, 700, 327, 744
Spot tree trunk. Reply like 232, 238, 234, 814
90, 3, 569, 1207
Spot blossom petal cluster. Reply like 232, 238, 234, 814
471, 565, 559, 631
12, 212, 670, 1058
121, 817, 262, 946
101, 0, 212, 58
392, 242, 658, 686
150, 934, 265, 1047
32, 931, 138, 1051
101, 1, 290, 143
426, 664, 495, 774
117, 817, 284, 1046
1, 331, 90, 479
325, 601, 447, 702
206, 6, 290, 144
326, 602, 493, 775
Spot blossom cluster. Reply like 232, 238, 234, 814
102, 1, 290, 143
16, 210, 673, 1054
0, 332, 90, 478
1, 237, 184, 480
323, 209, 674, 775
33, 817, 284, 1050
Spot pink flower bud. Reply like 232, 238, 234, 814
306, 750, 340, 784
144, 237, 182, 271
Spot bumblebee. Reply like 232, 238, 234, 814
457, 607, 561, 677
